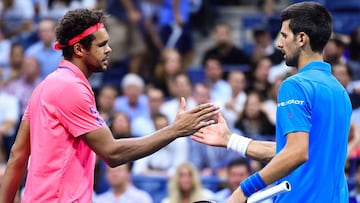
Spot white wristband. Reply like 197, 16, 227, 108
226, 133, 252, 157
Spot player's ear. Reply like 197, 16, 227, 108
297, 32, 308, 47
73, 43, 85, 57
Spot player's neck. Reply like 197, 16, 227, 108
297, 52, 323, 71
69, 58, 92, 78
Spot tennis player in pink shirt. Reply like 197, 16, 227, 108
0, 9, 219, 202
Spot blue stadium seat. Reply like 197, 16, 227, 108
132, 175, 168, 203
223, 64, 250, 72
331, 12, 360, 34
132, 175, 222, 203
326, 0, 360, 12
201, 176, 222, 192
187, 68, 206, 84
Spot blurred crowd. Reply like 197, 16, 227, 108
0, 0, 360, 203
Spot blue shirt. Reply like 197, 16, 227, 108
275, 61, 351, 203
158, 0, 190, 26
114, 95, 149, 122
25, 41, 63, 79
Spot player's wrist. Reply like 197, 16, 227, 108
226, 133, 252, 157
240, 172, 267, 197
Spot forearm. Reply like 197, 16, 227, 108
0, 120, 30, 201
259, 145, 307, 185
246, 140, 276, 162
226, 133, 276, 162
0, 151, 28, 202
105, 125, 179, 167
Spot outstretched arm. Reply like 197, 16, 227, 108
0, 120, 31, 202
227, 131, 308, 203
83, 98, 219, 167
192, 113, 276, 162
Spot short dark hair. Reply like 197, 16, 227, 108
280, 2, 332, 53
55, 9, 105, 60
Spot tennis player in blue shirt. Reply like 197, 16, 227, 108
192, 2, 352, 203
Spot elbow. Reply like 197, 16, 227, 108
299, 153, 308, 164
106, 160, 120, 168
295, 149, 308, 165
102, 149, 127, 168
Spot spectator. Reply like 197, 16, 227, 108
0, 29, 11, 69
34, 0, 97, 20
109, 112, 132, 139
105, 0, 146, 74
151, 48, 183, 98
160, 73, 196, 123
214, 158, 251, 203
161, 162, 214, 203
202, 22, 250, 66
158, 0, 194, 69
0, 0, 34, 38
349, 159, 360, 203
25, 17, 63, 79
4, 43, 24, 84
94, 163, 153, 203
132, 113, 188, 176
189, 82, 239, 176
332, 63, 360, 109
140, 0, 163, 81
347, 27, 360, 80
4, 56, 42, 114
251, 27, 283, 66
203, 56, 232, 106
347, 123, 360, 159
221, 70, 247, 129
261, 75, 284, 125
0, 69, 20, 162
114, 73, 149, 122
323, 34, 347, 66
246, 56, 273, 99
96, 84, 118, 126
131, 87, 165, 137
234, 91, 275, 139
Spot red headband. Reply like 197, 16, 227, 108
54, 22, 104, 50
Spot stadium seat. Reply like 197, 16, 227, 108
331, 12, 360, 34
187, 68, 206, 83
326, 0, 360, 12
132, 175, 168, 203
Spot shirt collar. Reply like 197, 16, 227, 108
299, 61, 331, 73
58, 59, 88, 83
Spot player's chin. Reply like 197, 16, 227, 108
94, 66, 107, 73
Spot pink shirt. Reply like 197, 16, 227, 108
22, 60, 106, 203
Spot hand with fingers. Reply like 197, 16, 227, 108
192, 112, 231, 147
226, 188, 247, 203
173, 97, 220, 136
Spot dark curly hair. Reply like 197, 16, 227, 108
55, 9, 105, 60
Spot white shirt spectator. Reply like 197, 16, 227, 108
0, 91, 20, 137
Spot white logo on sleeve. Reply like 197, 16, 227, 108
278, 99, 305, 107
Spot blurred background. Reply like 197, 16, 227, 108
1, 0, 360, 202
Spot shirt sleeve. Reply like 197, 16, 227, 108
22, 105, 30, 121
277, 79, 312, 136
55, 83, 106, 137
